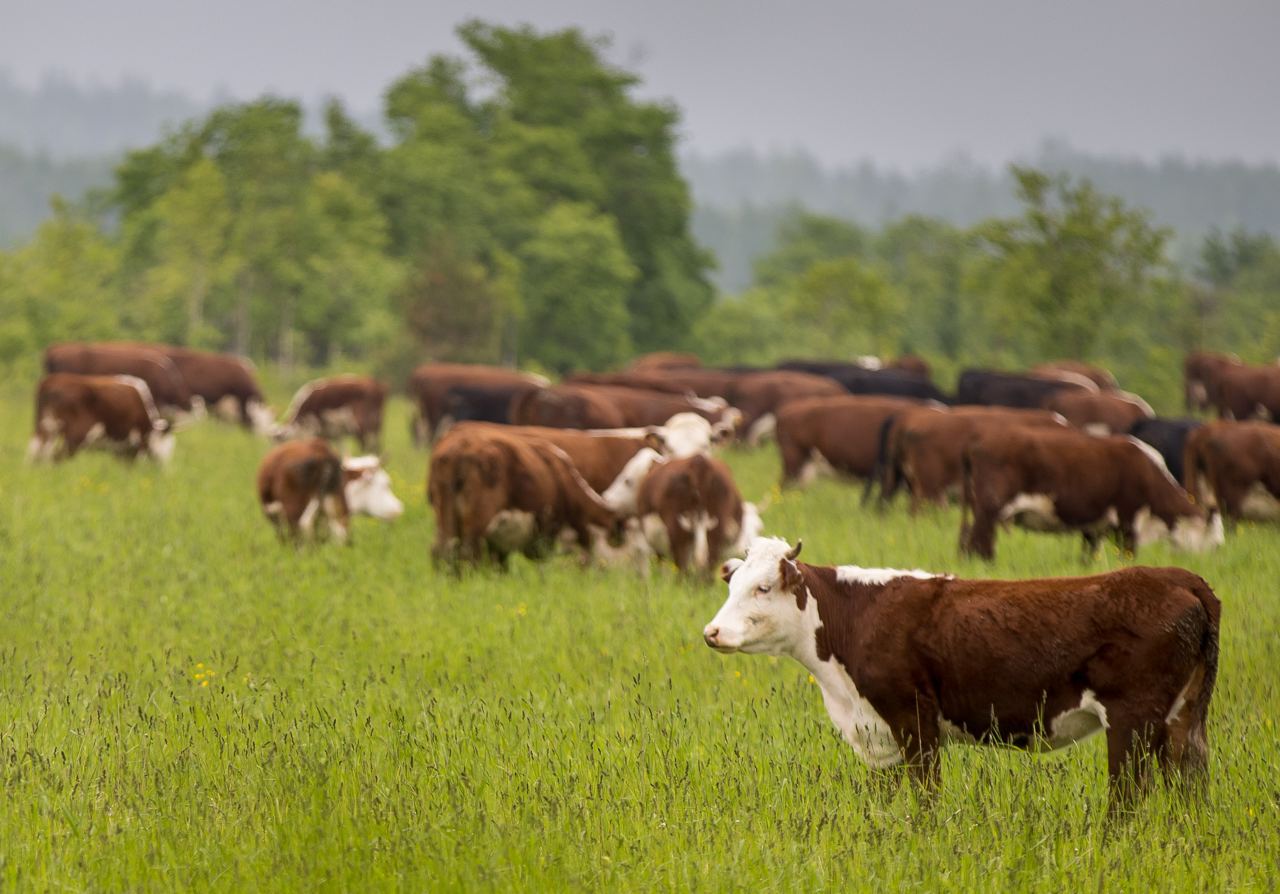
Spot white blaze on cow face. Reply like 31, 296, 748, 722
342, 456, 404, 520
1134, 507, 1224, 552
658, 413, 716, 458
601, 448, 664, 515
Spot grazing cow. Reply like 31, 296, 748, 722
869, 406, 1067, 510
44, 342, 194, 417
274, 375, 386, 452
428, 426, 621, 568
1032, 360, 1119, 391
600, 450, 762, 573
28, 372, 175, 464
704, 537, 1220, 799
960, 427, 1223, 559
435, 381, 544, 437
727, 371, 845, 445
1184, 421, 1280, 522
1183, 351, 1240, 414
1043, 388, 1154, 435
256, 439, 403, 544
780, 360, 946, 403
114, 342, 271, 431
1128, 418, 1203, 486
1209, 362, 1280, 421
513, 383, 735, 431
407, 363, 547, 444
776, 396, 926, 485
956, 369, 1094, 408
565, 368, 741, 402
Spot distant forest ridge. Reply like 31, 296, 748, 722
686, 143, 1280, 291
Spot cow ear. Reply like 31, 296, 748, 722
643, 430, 667, 453
780, 557, 803, 592
720, 558, 742, 583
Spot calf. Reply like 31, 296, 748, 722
274, 375, 386, 452
257, 439, 404, 544
1184, 421, 1280, 522
704, 537, 1220, 799
960, 427, 1222, 559
1128, 418, 1203, 486
428, 426, 621, 568
776, 395, 926, 485
29, 373, 175, 464
1043, 388, 1154, 435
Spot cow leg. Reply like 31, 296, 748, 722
1162, 661, 1211, 788
324, 494, 350, 545
962, 507, 997, 560
890, 700, 942, 792
1104, 706, 1168, 808
1081, 531, 1102, 560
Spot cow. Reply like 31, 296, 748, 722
887, 355, 931, 379
273, 375, 386, 452
776, 396, 927, 485
955, 369, 1095, 408
407, 363, 547, 445
780, 360, 947, 403
513, 383, 735, 431
704, 537, 1220, 800
44, 342, 195, 417
565, 368, 741, 402
256, 439, 403, 544
1128, 418, 1203, 486
28, 372, 175, 464
428, 426, 621, 568
1184, 421, 1280, 522
868, 406, 1068, 511
435, 381, 544, 438
1032, 360, 1119, 391
1183, 351, 1240, 414
726, 371, 845, 445
115, 343, 272, 432
1043, 388, 1154, 435
960, 427, 1223, 559
1209, 362, 1280, 421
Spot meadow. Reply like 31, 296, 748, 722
1, 376, 1278, 892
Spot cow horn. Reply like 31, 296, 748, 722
786, 540, 802, 560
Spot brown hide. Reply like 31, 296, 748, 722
637, 453, 743, 572
1043, 389, 1153, 434
285, 375, 386, 452
44, 342, 193, 414
1183, 351, 1240, 413
1031, 360, 1119, 391
256, 439, 349, 540
1184, 421, 1280, 520
776, 395, 923, 483
32, 373, 163, 461
1211, 363, 1280, 421
730, 371, 846, 435
451, 422, 651, 493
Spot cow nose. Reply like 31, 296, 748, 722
703, 625, 720, 646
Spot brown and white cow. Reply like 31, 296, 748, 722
257, 439, 403, 544
776, 395, 928, 485
1209, 361, 1280, 421
1184, 420, 1280, 522
116, 343, 272, 432
1042, 388, 1154, 435
512, 383, 736, 432
871, 406, 1068, 511
45, 342, 194, 417
960, 427, 1223, 559
1031, 360, 1119, 392
428, 426, 621, 568
29, 373, 175, 464
704, 537, 1220, 798
273, 375, 387, 452
1183, 351, 1240, 414
407, 363, 548, 445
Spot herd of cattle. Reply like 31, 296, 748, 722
26, 342, 1280, 569
32, 341, 1280, 796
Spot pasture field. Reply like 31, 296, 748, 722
1, 378, 1279, 892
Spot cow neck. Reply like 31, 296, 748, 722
784, 563, 874, 687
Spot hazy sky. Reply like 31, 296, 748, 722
5, 0, 1277, 169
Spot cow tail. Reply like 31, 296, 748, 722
958, 448, 974, 547
1187, 575, 1221, 741
862, 415, 898, 507
1183, 435, 1204, 505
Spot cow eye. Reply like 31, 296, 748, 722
756, 583, 771, 595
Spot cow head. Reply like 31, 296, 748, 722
657, 413, 716, 458
247, 399, 276, 436
703, 537, 807, 655
149, 419, 176, 464
601, 447, 665, 515
342, 456, 404, 520
1135, 507, 1224, 553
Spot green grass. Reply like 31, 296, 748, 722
1, 380, 1278, 891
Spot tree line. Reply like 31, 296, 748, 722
1, 21, 1277, 412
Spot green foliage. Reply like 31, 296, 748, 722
753, 212, 868, 289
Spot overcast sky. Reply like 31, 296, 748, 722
5, 0, 1277, 170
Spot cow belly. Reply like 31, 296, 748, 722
321, 407, 358, 436
485, 510, 538, 554
1039, 690, 1109, 751
1001, 493, 1115, 533
212, 395, 241, 422
1241, 483, 1280, 520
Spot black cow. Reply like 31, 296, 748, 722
779, 361, 946, 402
1128, 418, 1204, 486
439, 382, 541, 433
955, 369, 1084, 409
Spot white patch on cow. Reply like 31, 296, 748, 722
343, 457, 404, 520
745, 412, 777, 447
732, 502, 764, 555
1134, 506, 1223, 552
703, 537, 905, 768
601, 447, 664, 515
149, 427, 176, 464
834, 565, 939, 585
678, 510, 718, 570
298, 497, 321, 536
321, 406, 358, 437
684, 393, 727, 413
1000, 493, 1061, 530
263, 501, 284, 519
1241, 483, 1280, 521
323, 494, 349, 543
1042, 689, 1109, 751
1083, 422, 1110, 436
853, 355, 883, 370
658, 413, 716, 458
211, 395, 241, 422
84, 422, 106, 445
938, 716, 977, 745
282, 381, 318, 425
641, 513, 670, 556
247, 399, 276, 436
797, 449, 835, 485
1119, 390, 1155, 419
1189, 382, 1208, 407
485, 510, 537, 554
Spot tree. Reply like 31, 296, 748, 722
752, 211, 868, 288
518, 203, 636, 372
784, 257, 903, 358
